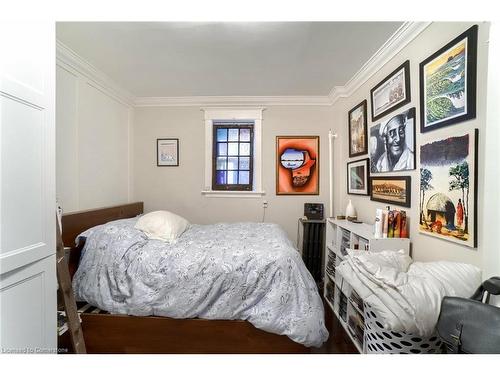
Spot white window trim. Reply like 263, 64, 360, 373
201, 107, 265, 198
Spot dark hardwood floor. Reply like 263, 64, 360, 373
312, 298, 359, 354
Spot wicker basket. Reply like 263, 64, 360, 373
363, 303, 442, 354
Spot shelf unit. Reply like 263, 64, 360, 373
323, 218, 410, 353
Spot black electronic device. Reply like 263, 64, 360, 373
304, 203, 324, 220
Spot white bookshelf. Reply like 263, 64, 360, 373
323, 218, 410, 353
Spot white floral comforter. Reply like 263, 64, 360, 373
72, 218, 328, 347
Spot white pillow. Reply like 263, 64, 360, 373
134, 210, 189, 242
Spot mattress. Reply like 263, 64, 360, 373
72, 218, 329, 347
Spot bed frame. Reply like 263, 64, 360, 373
60, 202, 310, 354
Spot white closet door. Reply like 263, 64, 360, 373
0, 21, 56, 352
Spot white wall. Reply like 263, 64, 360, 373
483, 22, 500, 281
56, 63, 133, 213
331, 22, 490, 268
132, 105, 332, 242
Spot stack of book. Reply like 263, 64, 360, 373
349, 290, 364, 312
339, 292, 348, 322
326, 250, 336, 280
326, 282, 335, 307
340, 229, 351, 256
348, 310, 365, 346
382, 209, 409, 238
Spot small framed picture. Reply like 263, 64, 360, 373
369, 107, 416, 174
157, 138, 179, 166
370, 175, 411, 208
348, 100, 368, 157
347, 158, 369, 196
370, 60, 411, 122
419, 25, 478, 133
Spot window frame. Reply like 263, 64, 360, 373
211, 123, 254, 191
201, 107, 265, 198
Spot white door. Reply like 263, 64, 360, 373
0, 21, 56, 353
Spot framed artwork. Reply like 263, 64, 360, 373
347, 158, 369, 196
370, 60, 411, 122
348, 100, 368, 157
369, 107, 416, 174
276, 136, 319, 195
419, 25, 478, 133
157, 138, 179, 166
370, 175, 411, 208
419, 129, 478, 248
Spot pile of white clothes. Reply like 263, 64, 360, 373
336, 249, 481, 337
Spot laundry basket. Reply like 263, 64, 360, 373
363, 303, 442, 354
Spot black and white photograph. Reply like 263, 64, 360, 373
369, 107, 416, 173
370, 60, 411, 121
347, 158, 369, 195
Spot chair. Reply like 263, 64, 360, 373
437, 277, 500, 353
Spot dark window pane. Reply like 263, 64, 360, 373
239, 157, 250, 170
217, 128, 227, 142
240, 142, 250, 156
227, 171, 238, 184
228, 143, 239, 156
240, 128, 250, 142
216, 157, 227, 170
239, 171, 250, 185
216, 171, 227, 184
217, 142, 227, 156
228, 128, 239, 141
227, 157, 238, 170
212, 124, 254, 190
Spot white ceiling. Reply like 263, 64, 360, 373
56, 22, 403, 97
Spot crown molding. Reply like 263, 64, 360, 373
134, 95, 332, 107
56, 22, 431, 108
56, 40, 136, 107
328, 21, 432, 104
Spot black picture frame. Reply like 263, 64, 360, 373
347, 158, 370, 196
370, 175, 411, 208
348, 100, 368, 157
370, 60, 411, 122
369, 107, 417, 174
156, 138, 179, 167
419, 25, 478, 133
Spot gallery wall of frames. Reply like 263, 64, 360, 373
340, 22, 487, 263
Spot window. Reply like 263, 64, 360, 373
212, 122, 254, 191
202, 108, 265, 198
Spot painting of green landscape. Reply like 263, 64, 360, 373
424, 39, 467, 127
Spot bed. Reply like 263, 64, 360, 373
60, 202, 328, 353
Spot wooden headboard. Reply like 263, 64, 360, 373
62, 202, 143, 279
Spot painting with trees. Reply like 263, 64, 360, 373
419, 129, 478, 248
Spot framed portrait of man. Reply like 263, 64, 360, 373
369, 107, 416, 174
